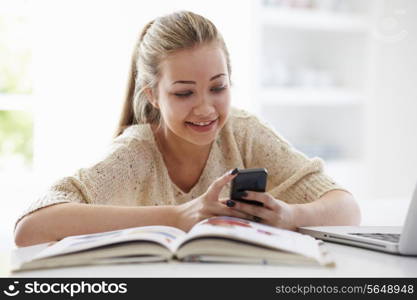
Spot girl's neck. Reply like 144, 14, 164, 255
152, 124, 211, 166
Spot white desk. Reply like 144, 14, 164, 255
7, 242, 417, 277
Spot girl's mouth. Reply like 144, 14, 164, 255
185, 118, 218, 132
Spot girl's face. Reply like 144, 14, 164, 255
150, 43, 231, 147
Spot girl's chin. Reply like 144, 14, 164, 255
185, 129, 219, 146
187, 134, 217, 146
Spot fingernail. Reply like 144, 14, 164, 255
230, 168, 239, 175
253, 216, 262, 223
226, 200, 236, 207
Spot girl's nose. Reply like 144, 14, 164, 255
193, 95, 215, 117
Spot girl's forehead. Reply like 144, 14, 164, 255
159, 45, 228, 81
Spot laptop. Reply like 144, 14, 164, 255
299, 183, 417, 255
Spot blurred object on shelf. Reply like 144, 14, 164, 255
261, 59, 292, 86
295, 67, 336, 87
262, 0, 352, 13
262, 59, 337, 88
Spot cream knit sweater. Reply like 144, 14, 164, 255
16, 107, 347, 226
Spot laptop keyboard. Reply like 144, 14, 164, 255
349, 233, 400, 243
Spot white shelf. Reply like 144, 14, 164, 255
253, 1, 374, 199
0, 94, 33, 110
260, 7, 370, 33
260, 87, 364, 106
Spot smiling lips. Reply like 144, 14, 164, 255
185, 117, 218, 126
186, 120, 213, 126
185, 118, 218, 132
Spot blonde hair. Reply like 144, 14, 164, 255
114, 11, 232, 137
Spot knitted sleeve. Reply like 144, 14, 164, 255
14, 137, 142, 229
241, 114, 348, 204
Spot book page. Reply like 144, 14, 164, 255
33, 226, 186, 260
176, 216, 323, 260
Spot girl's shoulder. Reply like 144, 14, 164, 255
227, 106, 265, 132
229, 106, 255, 120
102, 124, 156, 161
115, 124, 154, 143
225, 107, 283, 144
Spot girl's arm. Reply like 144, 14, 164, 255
292, 190, 361, 228
14, 170, 250, 247
225, 189, 361, 230
14, 203, 179, 247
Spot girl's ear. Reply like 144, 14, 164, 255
145, 88, 159, 109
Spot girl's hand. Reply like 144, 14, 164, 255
175, 169, 253, 231
223, 191, 298, 231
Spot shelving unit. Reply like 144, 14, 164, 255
251, 0, 374, 197
260, 6, 369, 33
260, 87, 364, 106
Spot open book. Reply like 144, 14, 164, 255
12, 216, 334, 272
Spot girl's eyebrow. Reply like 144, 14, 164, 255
171, 73, 226, 85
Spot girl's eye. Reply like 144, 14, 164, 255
174, 91, 193, 98
211, 86, 226, 93
174, 86, 226, 98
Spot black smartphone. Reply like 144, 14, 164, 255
230, 168, 268, 206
